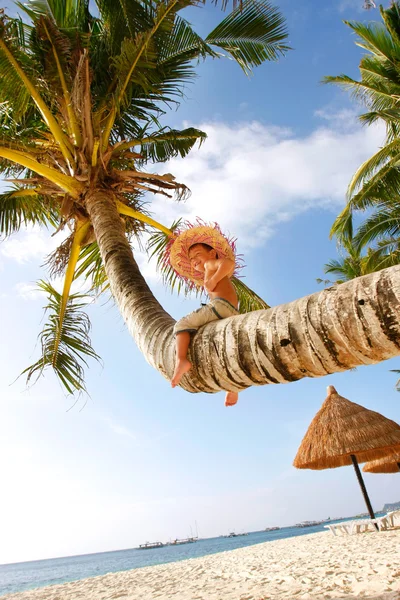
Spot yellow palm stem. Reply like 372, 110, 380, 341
0, 39, 75, 168
92, 139, 100, 167
54, 221, 91, 363
42, 21, 82, 148
101, 105, 116, 153
116, 200, 173, 236
0, 147, 83, 197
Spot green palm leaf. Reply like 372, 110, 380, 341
16, 0, 91, 29
330, 203, 354, 242
354, 203, 400, 249
22, 280, 101, 395
347, 139, 400, 200
363, 238, 400, 272
323, 74, 398, 111
0, 188, 59, 237
344, 20, 398, 63
75, 242, 109, 293
206, 0, 289, 74
0, 27, 36, 121
231, 276, 270, 312
115, 127, 207, 162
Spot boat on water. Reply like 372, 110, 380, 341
224, 532, 249, 538
169, 537, 198, 545
295, 520, 323, 528
137, 541, 164, 549
265, 526, 280, 532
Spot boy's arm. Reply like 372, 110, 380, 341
204, 258, 235, 291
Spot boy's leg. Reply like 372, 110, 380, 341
171, 332, 192, 387
225, 391, 239, 407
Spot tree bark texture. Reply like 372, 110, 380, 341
86, 189, 400, 394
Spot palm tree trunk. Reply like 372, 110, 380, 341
86, 189, 400, 394
85, 189, 176, 382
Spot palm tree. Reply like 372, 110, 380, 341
2, 1, 400, 398
319, 3, 400, 290
321, 222, 400, 285
324, 3, 400, 237
0, 0, 288, 394
321, 238, 368, 285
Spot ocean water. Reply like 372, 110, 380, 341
0, 517, 382, 597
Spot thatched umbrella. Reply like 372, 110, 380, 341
363, 454, 400, 474
293, 385, 400, 522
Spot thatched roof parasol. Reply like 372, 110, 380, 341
363, 454, 400, 474
293, 385, 400, 470
293, 385, 400, 524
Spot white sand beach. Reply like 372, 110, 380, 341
3, 530, 400, 600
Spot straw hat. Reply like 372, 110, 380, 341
363, 454, 400, 474
293, 385, 400, 470
163, 219, 241, 288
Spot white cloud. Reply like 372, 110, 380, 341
0, 226, 65, 264
0, 116, 385, 279
15, 281, 43, 300
146, 118, 385, 251
314, 107, 361, 129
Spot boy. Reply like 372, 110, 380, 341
166, 223, 241, 407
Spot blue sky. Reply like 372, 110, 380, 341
1, 0, 399, 564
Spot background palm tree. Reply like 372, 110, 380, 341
322, 4, 400, 387
321, 2, 400, 284
325, 2, 400, 248
0, 0, 288, 394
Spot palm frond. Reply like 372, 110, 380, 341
0, 188, 59, 237
344, 20, 398, 63
381, 2, 400, 43
95, 0, 155, 53
75, 242, 109, 293
322, 75, 398, 112
353, 203, 400, 249
323, 256, 364, 282
0, 26, 36, 121
158, 15, 216, 64
363, 238, 400, 272
347, 139, 400, 199
231, 277, 270, 313
115, 127, 207, 163
346, 159, 400, 216
22, 280, 101, 395
36, 15, 82, 146
16, 0, 91, 29
330, 203, 354, 241
206, 0, 289, 74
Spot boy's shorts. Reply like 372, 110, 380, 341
174, 298, 239, 335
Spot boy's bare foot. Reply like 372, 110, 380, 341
171, 359, 192, 387
225, 391, 238, 407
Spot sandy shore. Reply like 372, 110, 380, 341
2, 530, 400, 600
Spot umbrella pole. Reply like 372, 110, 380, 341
350, 454, 378, 530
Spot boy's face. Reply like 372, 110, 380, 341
188, 245, 215, 273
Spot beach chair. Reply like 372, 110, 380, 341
374, 509, 400, 530
324, 522, 353, 535
385, 509, 400, 527
349, 519, 377, 534
324, 519, 377, 535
